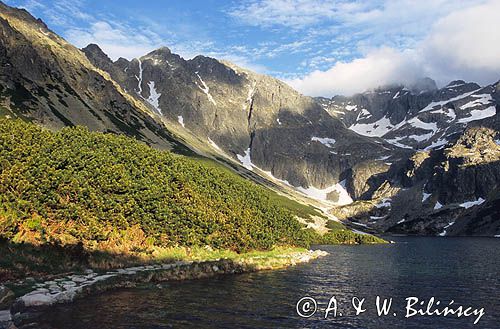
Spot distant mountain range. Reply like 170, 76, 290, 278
0, 1, 498, 237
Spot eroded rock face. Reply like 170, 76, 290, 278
319, 79, 498, 151
84, 45, 394, 194
340, 127, 500, 236
0, 3, 189, 152
0, 2, 389, 211
346, 161, 391, 200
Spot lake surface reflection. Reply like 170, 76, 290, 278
38, 237, 500, 328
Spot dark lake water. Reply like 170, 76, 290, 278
38, 237, 500, 328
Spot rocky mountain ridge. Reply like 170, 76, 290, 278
318, 79, 498, 150
319, 80, 500, 235
0, 1, 498, 237
0, 2, 189, 153
81, 43, 500, 236
82, 43, 401, 205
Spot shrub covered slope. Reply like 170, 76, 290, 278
0, 119, 312, 252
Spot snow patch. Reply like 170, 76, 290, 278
408, 132, 434, 142
236, 148, 253, 171
208, 138, 222, 152
39, 28, 50, 36
375, 198, 392, 208
311, 136, 336, 148
356, 108, 371, 120
195, 72, 216, 105
259, 169, 292, 187
446, 82, 465, 88
438, 221, 455, 236
460, 94, 493, 110
385, 136, 413, 149
459, 197, 485, 209
420, 89, 481, 112
349, 116, 394, 137
135, 59, 143, 95
457, 106, 496, 123
258, 170, 351, 205
407, 117, 438, 135
424, 137, 448, 150
351, 221, 368, 227
434, 201, 443, 210
244, 82, 256, 111
146, 81, 162, 114
422, 192, 431, 203
177, 115, 185, 127
296, 181, 353, 205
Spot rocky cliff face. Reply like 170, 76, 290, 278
318, 79, 498, 151
331, 126, 500, 236
83, 44, 397, 204
0, 3, 189, 153
317, 80, 499, 237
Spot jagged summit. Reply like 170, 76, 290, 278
445, 80, 467, 87
366, 77, 437, 95
82, 43, 106, 55
82, 43, 113, 66
0, 3, 189, 150
145, 46, 172, 58
408, 77, 438, 93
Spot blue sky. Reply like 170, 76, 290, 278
5, 0, 500, 96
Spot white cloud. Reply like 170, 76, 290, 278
229, 0, 483, 34
66, 21, 171, 60
213, 54, 269, 74
422, 0, 500, 83
288, 47, 422, 96
228, 0, 357, 29
288, 0, 500, 96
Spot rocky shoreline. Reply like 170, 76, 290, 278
0, 249, 327, 329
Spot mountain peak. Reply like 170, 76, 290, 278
145, 46, 172, 58
82, 44, 109, 59
445, 80, 466, 87
82, 43, 104, 53
362, 77, 437, 96
188, 55, 223, 68
81, 43, 114, 70
408, 77, 437, 93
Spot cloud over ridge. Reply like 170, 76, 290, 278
286, 0, 500, 96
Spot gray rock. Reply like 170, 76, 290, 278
0, 286, 14, 310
